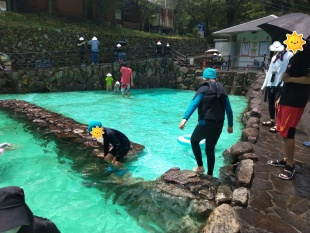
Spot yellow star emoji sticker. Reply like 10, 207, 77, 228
283, 31, 306, 54
90, 126, 104, 139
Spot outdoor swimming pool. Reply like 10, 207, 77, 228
0, 89, 247, 233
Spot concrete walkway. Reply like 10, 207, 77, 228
235, 77, 310, 232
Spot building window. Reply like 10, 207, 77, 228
258, 41, 269, 56
115, 10, 121, 20
240, 42, 250, 56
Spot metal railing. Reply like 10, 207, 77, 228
225, 54, 267, 72
0, 46, 184, 71
171, 48, 188, 66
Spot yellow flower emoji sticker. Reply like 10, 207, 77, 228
283, 31, 306, 54
90, 126, 104, 139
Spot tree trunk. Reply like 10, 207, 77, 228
205, 17, 209, 36
82, 0, 90, 20
48, 0, 53, 16
5, 0, 11, 11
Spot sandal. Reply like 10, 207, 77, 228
269, 125, 278, 132
262, 120, 275, 126
303, 141, 310, 147
279, 165, 296, 180
267, 159, 286, 167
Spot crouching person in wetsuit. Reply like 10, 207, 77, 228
179, 68, 233, 176
88, 120, 130, 168
0, 186, 60, 233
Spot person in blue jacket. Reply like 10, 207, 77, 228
179, 68, 233, 176
88, 36, 100, 64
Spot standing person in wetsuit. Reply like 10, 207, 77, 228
179, 68, 233, 176
88, 121, 130, 168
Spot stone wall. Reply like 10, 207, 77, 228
0, 24, 208, 69
0, 58, 258, 95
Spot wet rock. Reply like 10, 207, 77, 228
0, 100, 145, 160
157, 182, 195, 199
161, 168, 201, 185
192, 199, 215, 216
219, 165, 235, 185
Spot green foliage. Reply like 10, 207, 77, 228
237, 1, 266, 23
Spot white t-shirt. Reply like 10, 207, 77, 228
261, 50, 294, 89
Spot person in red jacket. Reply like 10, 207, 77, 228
120, 63, 134, 98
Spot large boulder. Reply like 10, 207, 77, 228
202, 204, 240, 233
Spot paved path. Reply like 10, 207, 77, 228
236, 77, 310, 232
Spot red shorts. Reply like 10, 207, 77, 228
276, 105, 304, 139
121, 83, 130, 92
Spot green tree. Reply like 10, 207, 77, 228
124, 0, 158, 31
237, 0, 266, 23
170, 0, 189, 35
221, 0, 245, 27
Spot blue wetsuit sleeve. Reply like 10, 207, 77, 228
0, 142, 10, 148
183, 94, 203, 120
225, 97, 233, 127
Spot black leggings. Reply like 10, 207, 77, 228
190, 121, 224, 176
266, 86, 281, 120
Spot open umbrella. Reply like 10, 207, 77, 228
258, 13, 310, 42
115, 40, 128, 46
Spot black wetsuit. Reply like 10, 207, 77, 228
103, 127, 130, 162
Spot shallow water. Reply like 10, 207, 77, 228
0, 89, 247, 232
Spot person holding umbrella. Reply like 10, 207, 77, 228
77, 36, 86, 66
0, 186, 61, 233
268, 38, 310, 180
261, 43, 293, 132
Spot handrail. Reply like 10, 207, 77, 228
0, 46, 178, 71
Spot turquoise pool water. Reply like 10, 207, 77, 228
0, 89, 247, 232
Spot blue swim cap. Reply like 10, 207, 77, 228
88, 120, 102, 132
202, 68, 217, 79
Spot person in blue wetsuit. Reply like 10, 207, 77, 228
179, 68, 233, 176
0, 142, 12, 154
88, 121, 130, 168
